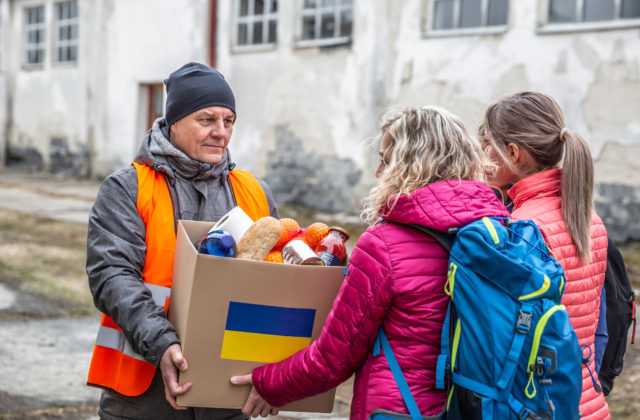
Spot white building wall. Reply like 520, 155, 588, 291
7, 0, 89, 173
217, 0, 640, 212
1, 0, 639, 234
94, 0, 210, 176
388, 0, 640, 161
217, 0, 391, 209
2, 0, 210, 177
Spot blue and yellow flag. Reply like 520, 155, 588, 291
220, 301, 316, 363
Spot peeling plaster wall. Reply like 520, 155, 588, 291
2, 1, 639, 227
216, 0, 640, 227
216, 0, 386, 211
2, 0, 210, 177
94, 0, 209, 177
390, 1, 640, 157
7, 0, 91, 174
217, 0, 640, 215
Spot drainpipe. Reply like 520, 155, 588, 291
208, 0, 217, 68
2, 0, 15, 168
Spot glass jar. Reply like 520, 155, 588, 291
315, 226, 350, 266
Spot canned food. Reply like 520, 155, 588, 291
282, 240, 325, 266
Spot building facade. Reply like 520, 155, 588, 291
1, 0, 639, 240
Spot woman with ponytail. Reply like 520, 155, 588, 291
480, 91, 609, 419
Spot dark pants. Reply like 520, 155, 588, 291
98, 369, 249, 420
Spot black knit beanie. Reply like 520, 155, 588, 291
164, 62, 236, 127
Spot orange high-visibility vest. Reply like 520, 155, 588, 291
87, 162, 270, 397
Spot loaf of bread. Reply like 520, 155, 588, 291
236, 216, 284, 261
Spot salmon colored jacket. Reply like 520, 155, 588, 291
509, 168, 609, 420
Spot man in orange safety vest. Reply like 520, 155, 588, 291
86, 62, 279, 420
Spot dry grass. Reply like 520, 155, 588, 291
0, 209, 94, 314
620, 241, 640, 290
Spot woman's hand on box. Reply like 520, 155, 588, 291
231, 373, 280, 417
160, 343, 192, 410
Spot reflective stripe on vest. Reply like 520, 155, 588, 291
94, 283, 172, 361
87, 162, 270, 397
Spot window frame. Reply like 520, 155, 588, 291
423, 0, 509, 38
53, 0, 79, 65
232, 0, 278, 52
537, 0, 640, 33
147, 83, 165, 129
294, 0, 353, 48
23, 4, 46, 67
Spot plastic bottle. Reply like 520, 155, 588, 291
195, 230, 236, 257
315, 226, 350, 266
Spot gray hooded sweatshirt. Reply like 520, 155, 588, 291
86, 118, 278, 420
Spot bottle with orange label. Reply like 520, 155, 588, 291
315, 226, 350, 266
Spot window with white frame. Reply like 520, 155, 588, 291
24, 6, 46, 65
431, 0, 509, 31
299, 0, 353, 45
548, 0, 640, 24
55, 0, 78, 63
235, 0, 278, 47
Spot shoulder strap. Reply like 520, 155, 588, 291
384, 220, 456, 399
373, 328, 422, 420
384, 221, 454, 252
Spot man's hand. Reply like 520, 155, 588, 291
231, 374, 280, 417
160, 343, 192, 410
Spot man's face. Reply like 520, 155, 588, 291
169, 106, 236, 164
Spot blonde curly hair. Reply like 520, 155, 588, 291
361, 106, 490, 225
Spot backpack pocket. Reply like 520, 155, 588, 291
515, 303, 582, 420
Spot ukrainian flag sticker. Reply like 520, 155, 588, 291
220, 301, 316, 363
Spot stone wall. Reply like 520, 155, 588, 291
265, 128, 362, 213
596, 184, 640, 245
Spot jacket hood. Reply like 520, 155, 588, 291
133, 117, 234, 181
381, 180, 510, 231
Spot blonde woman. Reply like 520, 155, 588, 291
232, 106, 509, 419
480, 91, 609, 419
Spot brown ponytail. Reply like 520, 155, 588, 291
561, 129, 594, 262
482, 91, 594, 263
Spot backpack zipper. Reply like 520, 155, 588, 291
524, 304, 566, 399
519, 275, 551, 301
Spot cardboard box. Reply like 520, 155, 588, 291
170, 220, 345, 412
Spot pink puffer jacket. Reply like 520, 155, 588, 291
252, 180, 509, 420
509, 169, 609, 420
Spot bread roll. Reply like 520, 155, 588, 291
236, 217, 284, 261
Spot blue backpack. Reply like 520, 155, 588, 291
371, 217, 589, 420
